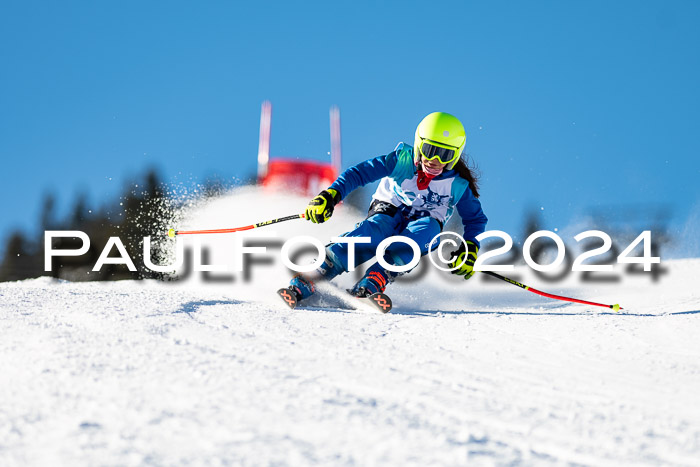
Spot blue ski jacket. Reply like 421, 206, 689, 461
329, 143, 488, 246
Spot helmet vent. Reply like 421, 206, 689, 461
443, 130, 450, 137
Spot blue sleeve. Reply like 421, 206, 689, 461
329, 152, 398, 200
456, 189, 488, 248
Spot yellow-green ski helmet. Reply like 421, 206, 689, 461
414, 112, 466, 170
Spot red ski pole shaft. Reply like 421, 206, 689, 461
167, 213, 305, 238
481, 271, 622, 311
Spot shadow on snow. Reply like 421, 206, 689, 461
390, 308, 700, 318
173, 299, 242, 317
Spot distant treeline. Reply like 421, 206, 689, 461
0, 170, 194, 282
0, 169, 374, 283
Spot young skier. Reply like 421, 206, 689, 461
278, 112, 488, 311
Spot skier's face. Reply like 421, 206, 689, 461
421, 155, 447, 175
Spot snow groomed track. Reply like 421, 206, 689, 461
1, 188, 699, 465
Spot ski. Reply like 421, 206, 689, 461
362, 292, 393, 313
276, 287, 299, 309
346, 286, 393, 313
276, 286, 392, 313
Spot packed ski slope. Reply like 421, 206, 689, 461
1, 188, 700, 466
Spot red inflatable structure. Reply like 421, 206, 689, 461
256, 101, 342, 196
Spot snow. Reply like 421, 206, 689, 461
1, 189, 700, 465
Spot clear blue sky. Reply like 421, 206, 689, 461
1, 1, 699, 255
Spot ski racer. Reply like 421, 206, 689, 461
279, 111, 488, 308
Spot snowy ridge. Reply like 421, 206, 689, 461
1, 188, 699, 465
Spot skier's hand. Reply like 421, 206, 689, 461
305, 189, 341, 224
449, 240, 478, 280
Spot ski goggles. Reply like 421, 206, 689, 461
416, 138, 459, 165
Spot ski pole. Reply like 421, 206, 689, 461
167, 213, 305, 238
481, 271, 622, 311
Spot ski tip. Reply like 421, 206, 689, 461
167, 228, 176, 239
369, 292, 393, 313
277, 288, 298, 309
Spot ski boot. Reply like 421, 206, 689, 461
277, 274, 315, 309
347, 271, 393, 313
348, 271, 386, 297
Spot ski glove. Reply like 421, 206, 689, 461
305, 188, 341, 224
449, 240, 479, 280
